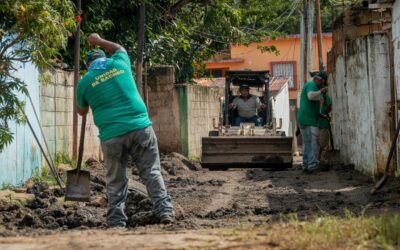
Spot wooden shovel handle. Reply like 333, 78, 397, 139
76, 115, 87, 172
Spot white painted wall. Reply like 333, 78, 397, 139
392, 0, 400, 97
329, 34, 391, 176
272, 83, 290, 136
392, 0, 400, 173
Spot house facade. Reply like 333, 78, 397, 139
204, 34, 333, 101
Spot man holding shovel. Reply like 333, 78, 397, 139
76, 33, 174, 227
297, 71, 328, 174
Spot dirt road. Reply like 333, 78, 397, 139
0, 154, 399, 249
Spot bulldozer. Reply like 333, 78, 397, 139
201, 71, 293, 170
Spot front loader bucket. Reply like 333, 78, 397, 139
201, 136, 293, 170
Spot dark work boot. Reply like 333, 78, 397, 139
160, 214, 175, 224
301, 169, 309, 174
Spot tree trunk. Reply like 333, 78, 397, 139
136, 3, 145, 96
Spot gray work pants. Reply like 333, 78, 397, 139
299, 125, 320, 170
101, 126, 174, 226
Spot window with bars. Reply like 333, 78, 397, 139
271, 61, 297, 90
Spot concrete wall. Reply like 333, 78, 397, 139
186, 85, 224, 158
40, 69, 101, 161
393, 0, 400, 174
147, 66, 224, 158
394, 0, 400, 96
329, 33, 392, 176
147, 66, 182, 153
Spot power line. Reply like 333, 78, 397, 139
149, 1, 301, 47
146, 1, 303, 61
240, 0, 302, 34
227, 0, 302, 56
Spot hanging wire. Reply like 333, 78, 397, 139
148, 0, 302, 52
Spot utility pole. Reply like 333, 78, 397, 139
302, 0, 309, 86
315, 0, 324, 71
72, 0, 82, 158
136, 2, 145, 97
300, 9, 305, 90
143, 57, 149, 107
307, 0, 314, 75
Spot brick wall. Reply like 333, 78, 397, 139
40, 69, 101, 161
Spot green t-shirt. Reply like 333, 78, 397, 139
319, 94, 332, 129
297, 81, 320, 127
77, 50, 151, 141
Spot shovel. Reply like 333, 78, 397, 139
371, 118, 400, 194
327, 122, 338, 152
65, 115, 91, 202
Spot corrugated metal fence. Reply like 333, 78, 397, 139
0, 62, 41, 187
0, 65, 101, 188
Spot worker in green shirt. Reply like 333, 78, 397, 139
297, 71, 328, 174
76, 33, 174, 227
319, 92, 332, 170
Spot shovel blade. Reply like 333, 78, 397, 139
65, 169, 91, 202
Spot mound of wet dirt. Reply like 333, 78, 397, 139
0, 155, 206, 236
166, 177, 226, 188
203, 207, 250, 219
0, 180, 162, 234
160, 153, 202, 175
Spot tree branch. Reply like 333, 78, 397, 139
0, 35, 21, 59
168, 0, 216, 18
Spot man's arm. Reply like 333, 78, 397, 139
76, 81, 89, 116
307, 90, 322, 101
87, 33, 126, 54
77, 106, 89, 116
308, 87, 328, 101
255, 96, 261, 109
229, 97, 238, 109
326, 105, 332, 114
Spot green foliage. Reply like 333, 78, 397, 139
226, 213, 400, 249
33, 167, 58, 186
0, 0, 75, 152
377, 214, 400, 248
55, 152, 76, 167
299, 214, 400, 249
257, 45, 279, 55
31, 152, 75, 186
68, 0, 337, 83
1, 182, 13, 190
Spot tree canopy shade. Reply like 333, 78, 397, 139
0, 0, 75, 151
63, 0, 338, 83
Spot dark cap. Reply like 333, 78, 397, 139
315, 71, 328, 82
239, 84, 250, 90
85, 49, 106, 65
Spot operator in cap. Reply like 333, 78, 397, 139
228, 84, 265, 126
